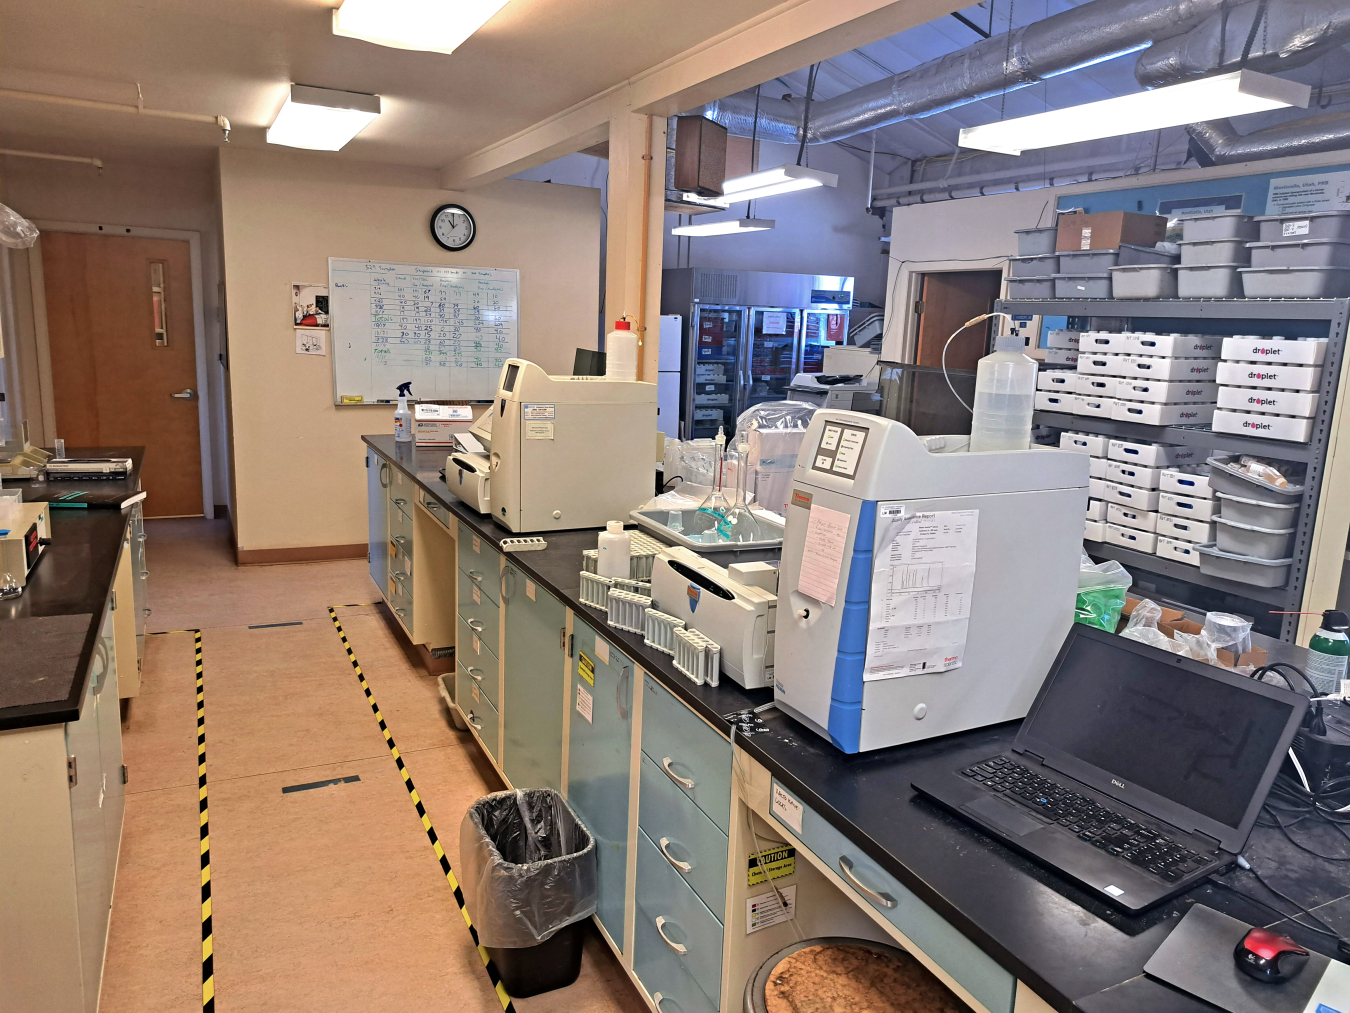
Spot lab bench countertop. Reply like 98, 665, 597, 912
362, 434, 1346, 1013
0, 447, 145, 731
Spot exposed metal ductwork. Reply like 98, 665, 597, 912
1187, 109, 1350, 164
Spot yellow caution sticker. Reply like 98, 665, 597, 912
579, 652, 595, 686
748, 846, 796, 886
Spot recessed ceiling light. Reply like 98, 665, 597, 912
720, 164, 838, 203
266, 84, 381, 151
332, 0, 512, 55
958, 70, 1310, 156
670, 218, 775, 236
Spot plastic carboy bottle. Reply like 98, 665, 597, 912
968, 334, 1037, 453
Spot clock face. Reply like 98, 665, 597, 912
431, 203, 475, 251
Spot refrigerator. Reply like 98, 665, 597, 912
656, 314, 682, 437
661, 269, 855, 439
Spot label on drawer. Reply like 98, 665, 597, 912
526, 580, 536, 601
472, 535, 480, 554
771, 783, 804, 834
472, 585, 481, 605
575, 684, 593, 724
594, 638, 609, 665
473, 634, 481, 654
747, 884, 797, 933
579, 653, 595, 686
748, 847, 796, 886
472, 683, 481, 703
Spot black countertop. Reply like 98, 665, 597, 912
363, 436, 1348, 1012
7, 446, 145, 508
0, 448, 143, 730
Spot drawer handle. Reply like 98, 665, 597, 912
467, 619, 484, 633
393, 498, 408, 508
838, 855, 897, 909
661, 757, 695, 791
658, 837, 692, 874
654, 916, 687, 955
394, 535, 411, 549
468, 570, 485, 583
466, 711, 482, 730
466, 667, 484, 682
393, 607, 407, 618
652, 994, 668, 1012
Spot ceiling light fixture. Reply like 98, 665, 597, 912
958, 70, 1309, 156
266, 84, 381, 151
670, 218, 775, 237
332, 0, 512, 55
719, 164, 838, 203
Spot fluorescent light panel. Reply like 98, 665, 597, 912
719, 164, 838, 203
959, 70, 1309, 156
333, 0, 511, 55
671, 218, 775, 237
266, 84, 380, 151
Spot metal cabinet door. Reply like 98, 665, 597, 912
367, 449, 390, 594
567, 616, 635, 951
66, 651, 109, 1013
95, 607, 125, 887
501, 566, 565, 792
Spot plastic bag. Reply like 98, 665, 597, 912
0, 204, 38, 249
1236, 456, 1291, 488
1074, 554, 1132, 631
1203, 612, 1252, 662
735, 401, 817, 517
459, 788, 597, 948
1119, 598, 1185, 653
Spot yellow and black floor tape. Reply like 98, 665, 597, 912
326, 607, 517, 1012
194, 630, 215, 1012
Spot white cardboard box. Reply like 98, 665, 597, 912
1216, 360, 1322, 391
1076, 395, 1116, 417
1103, 522, 1158, 553
1114, 378, 1218, 404
1078, 377, 1118, 398
1156, 535, 1202, 566
413, 404, 475, 445
1047, 329, 1082, 349
1080, 332, 1127, 352
1211, 409, 1315, 443
1102, 480, 1161, 510
1107, 502, 1159, 532
1120, 356, 1218, 382
1036, 391, 1079, 413
1062, 432, 1109, 456
1077, 352, 1130, 376
1217, 386, 1319, 418
1221, 336, 1327, 366
1045, 348, 1079, 367
1159, 470, 1213, 497
1123, 333, 1223, 357
1159, 491, 1219, 522
1037, 370, 1079, 392
1089, 456, 1108, 479
1106, 460, 1162, 489
1112, 401, 1217, 426
1084, 519, 1106, 542
1157, 515, 1216, 543
1086, 498, 1107, 521
1107, 440, 1209, 467
1089, 477, 1110, 500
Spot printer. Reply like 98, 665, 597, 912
445, 413, 493, 514
488, 359, 657, 532
774, 412, 1087, 753
786, 373, 880, 413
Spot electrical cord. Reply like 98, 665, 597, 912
941, 311, 1014, 414
730, 723, 805, 941
1207, 872, 1350, 959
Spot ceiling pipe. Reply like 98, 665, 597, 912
1187, 109, 1350, 165
0, 149, 103, 170
0, 88, 231, 140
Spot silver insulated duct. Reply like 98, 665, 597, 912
1188, 110, 1350, 165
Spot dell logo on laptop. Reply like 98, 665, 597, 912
1111, 779, 1126, 788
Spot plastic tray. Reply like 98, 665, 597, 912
1007, 276, 1055, 299
1054, 273, 1112, 299
1246, 239, 1350, 269
1117, 243, 1180, 266
1176, 263, 1244, 298
1015, 226, 1058, 256
1255, 210, 1350, 243
1195, 543, 1291, 587
1179, 212, 1259, 243
1178, 238, 1251, 266
1110, 264, 1176, 299
1009, 254, 1059, 277
1239, 265, 1350, 298
629, 508, 783, 562
1215, 516, 1296, 561
1214, 490, 1299, 529
1206, 455, 1303, 503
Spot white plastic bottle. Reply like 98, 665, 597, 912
605, 320, 639, 381
597, 521, 631, 578
393, 381, 414, 443
969, 334, 1037, 453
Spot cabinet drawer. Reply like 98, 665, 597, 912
458, 522, 501, 603
461, 679, 500, 763
639, 752, 729, 918
635, 829, 724, 1008
389, 497, 414, 548
770, 780, 1015, 1013
421, 492, 452, 529
457, 568, 500, 644
456, 615, 499, 709
632, 907, 718, 1013
642, 675, 732, 834
389, 583, 414, 635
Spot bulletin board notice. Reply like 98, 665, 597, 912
328, 258, 519, 404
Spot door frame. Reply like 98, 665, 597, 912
890, 258, 1010, 364
28, 221, 215, 519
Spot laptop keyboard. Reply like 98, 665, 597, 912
962, 757, 1217, 881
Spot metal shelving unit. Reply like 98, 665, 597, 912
998, 297, 1350, 642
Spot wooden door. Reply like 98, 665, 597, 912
914, 270, 1004, 371
41, 232, 202, 517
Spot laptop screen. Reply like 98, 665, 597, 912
1021, 633, 1297, 829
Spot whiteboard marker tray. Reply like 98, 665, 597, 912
629, 509, 784, 563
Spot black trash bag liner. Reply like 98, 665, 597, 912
459, 788, 597, 948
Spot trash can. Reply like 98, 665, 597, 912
459, 788, 597, 998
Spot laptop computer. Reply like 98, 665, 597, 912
912, 623, 1309, 914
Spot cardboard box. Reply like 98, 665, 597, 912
1121, 356, 1218, 383
1107, 502, 1159, 532
1122, 596, 1185, 625
1212, 409, 1315, 443
1057, 211, 1167, 252
1124, 333, 1223, 357
1045, 348, 1079, 366
1078, 377, 1117, 398
1107, 440, 1208, 467
1157, 515, 1215, 543
413, 404, 475, 445
1077, 352, 1130, 376
1076, 395, 1116, 418
1115, 379, 1218, 404
1080, 331, 1127, 352
1220, 336, 1326, 366
1047, 329, 1082, 349
1089, 456, 1107, 479
1086, 498, 1107, 521
1119, 596, 1268, 669
1103, 521, 1157, 553
1035, 390, 1078, 413
1215, 360, 1322, 392
1062, 432, 1109, 456
1159, 491, 1218, 522
1084, 518, 1106, 541
1112, 401, 1216, 426
1159, 469, 1212, 497
1156, 535, 1202, 567
1037, 370, 1079, 392
1106, 460, 1162, 490
1102, 480, 1160, 510
1217, 386, 1319, 418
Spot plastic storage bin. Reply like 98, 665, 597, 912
1160, 469, 1212, 497
1246, 239, 1350, 268
1212, 410, 1315, 443
1105, 460, 1161, 489
1124, 333, 1222, 357
1240, 265, 1350, 298
1113, 401, 1215, 426
1179, 238, 1251, 265
1176, 263, 1244, 297
1103, 522, 1158, 553
1121, 356, 1217, 382
1062, 432, 1108, 455
1115, 378, 1217, 403
1207, 455, 1304, 503
1015, 226, 1059, 255
1077, 395, 1115, 417
1158, 515, 1215, 543
1059, 249, 1120, 271
1215, 491, 1299, 529
1216, 360, 1321, 391
1035, 391, 1078, 412
1156, 536, 1201, 566
1217, 386, 1318, 417
1009, 254, 1059, 277
1220, 336, 1327, 365
1118, 243, 1180, 266
1196, 543, 1291, 587
1110, 264, 1176, 299
1078, 353, 1129, 375
1081, 331, 1126, 351
1047, 329, 1082, 348
1007, 276, 1055, 299
1037, 370, 1078, 391
1160, 491, 1218, 522
1179, 212, 1259, 243
1255, 210, 1350, 242
1080, 377, 1117, 397
1215, 516, 1296, 561
1045, 348, 1079, 366
1054, 273, 1112, 298
1109, 440, 1208, 467
1107, 502, 1158, 532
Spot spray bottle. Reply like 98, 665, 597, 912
394, 382, 414, 443
1307, 609, 1350, 695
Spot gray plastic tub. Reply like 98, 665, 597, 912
1215, 516, 1296, 560
1015, 226, 1059, 256
1118, 243, 1180, 266
1110, 263, 1176, 299
1215, 490, 1300, 529
1207, 455, 1304, 503
1008, 276, 1056, 298
1059, 248, 1119, 271
1196, 542, 1291, 587
1179, 212, 1259, 243
1246, 239, 1350, 268
1054, 273, 1112, 299
1179, 238, 1252, 266
630, 508, 783, 563
1009, 254, 1059, 277
1256, 210, 1350, 243
1240, 265, 1350, 298
1176, 263, 1244, 297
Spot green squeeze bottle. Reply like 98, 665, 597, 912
1307, 609, 1350, 695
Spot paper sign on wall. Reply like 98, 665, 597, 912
747, 847, 796, 886
576, 684, 594, 724
1267, 170, 1350, 216
746, 884, 797, 933
761, 311, 788, 335
296, 329, 327, 356
796, 505, 850, 607
579, 653, 596, 686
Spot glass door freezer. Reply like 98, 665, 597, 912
741, 307, 800, 416
685, 305, 745, 440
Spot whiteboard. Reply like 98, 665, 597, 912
329, 258, 519, 404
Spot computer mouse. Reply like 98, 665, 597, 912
1234, 927, 1310, 983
